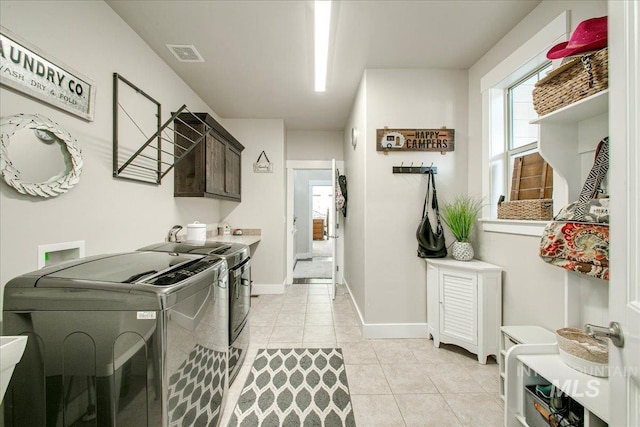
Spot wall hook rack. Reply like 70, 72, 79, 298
392, 165, 437, 174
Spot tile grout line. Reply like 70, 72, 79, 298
390, 393, 410, 427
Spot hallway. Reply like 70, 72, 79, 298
293, 239, 333, 281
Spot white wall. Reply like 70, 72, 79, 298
0, 1, 225, 301
364, 69, 468, 325
467, 0, 607, 330
286, 130, 343, 160
343, 75, 367, 318
220, 119, 286, 287
343, 69, 468, 329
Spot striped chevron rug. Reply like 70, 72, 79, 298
228, 348, 355, 426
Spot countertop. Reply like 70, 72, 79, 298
206, 234, 261, 246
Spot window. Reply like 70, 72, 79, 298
490, 63, 551, 213
480, 11, 569, 235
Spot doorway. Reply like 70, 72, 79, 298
285, 160, 344, 298
293, 181, 332, 282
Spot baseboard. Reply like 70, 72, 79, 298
341, 278, 365, 327
251, 282, 285, 295
361, 323, 429, 339
342, 278, 429, 339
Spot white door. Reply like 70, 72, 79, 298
609, 2, 640, 425
329, 159, 337, 300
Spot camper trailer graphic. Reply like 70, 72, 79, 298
382, 131, 405, 148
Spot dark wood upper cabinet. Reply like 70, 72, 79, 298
174, 112, 244, 201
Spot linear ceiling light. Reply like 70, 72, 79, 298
314, 0, 331, 92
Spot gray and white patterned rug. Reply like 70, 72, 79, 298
167, 344, 226, 427
228, 348, 356, 427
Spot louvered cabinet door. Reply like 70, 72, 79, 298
424, 259, 502, 364
439, 269, 478, 346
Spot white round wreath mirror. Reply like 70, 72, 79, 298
0, 114, 83, 198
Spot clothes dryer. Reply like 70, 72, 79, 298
138, 242, 250, 384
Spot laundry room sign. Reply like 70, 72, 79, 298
0, 26, 96, 121
376, 128, 455, 152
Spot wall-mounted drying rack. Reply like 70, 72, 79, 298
112, 73, 211, 185
392, 163, 437, 174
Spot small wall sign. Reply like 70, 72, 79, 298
0, 26, 96, 121
376, 128, 455, 152
253, 150, 273, 173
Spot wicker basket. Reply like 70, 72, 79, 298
556, 328, 609, 377
533, 48, 608, 116
497, 199, 553, 220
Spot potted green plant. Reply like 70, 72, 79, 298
440, 196, 483, 261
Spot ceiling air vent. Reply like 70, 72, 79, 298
166, 44, 204, 62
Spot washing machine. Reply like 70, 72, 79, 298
138, 241, 250, 384
2, 251, 228, 427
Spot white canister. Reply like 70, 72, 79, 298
187, 221, 207, 242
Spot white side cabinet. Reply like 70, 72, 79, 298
425, 258, 502, 364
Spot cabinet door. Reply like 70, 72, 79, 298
439, 269, 477, 345
225, 145, 241, 199
206, 134, 226, 196
174, 122, 205, 196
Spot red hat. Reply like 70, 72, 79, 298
546, 16, 607, 60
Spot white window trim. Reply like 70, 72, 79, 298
480, 10, 570, 236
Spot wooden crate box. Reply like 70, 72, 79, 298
498, 152, 553, 220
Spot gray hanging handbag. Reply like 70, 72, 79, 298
416, 171, 447, 258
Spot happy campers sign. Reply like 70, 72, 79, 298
376, 128, 455, 152
0, 26, 96, 121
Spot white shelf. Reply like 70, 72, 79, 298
502, 326, 556, 345
517, 354, 609, 423
499, 326, 556, 401
531, 90, 608, 124
479, 218, 548, 237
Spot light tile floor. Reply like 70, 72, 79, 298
220, 283, 504, 427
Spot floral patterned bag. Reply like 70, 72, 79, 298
540, 221, 609, 279
539, 138, 609, 280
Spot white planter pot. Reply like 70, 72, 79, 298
452, 241, 474, 261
